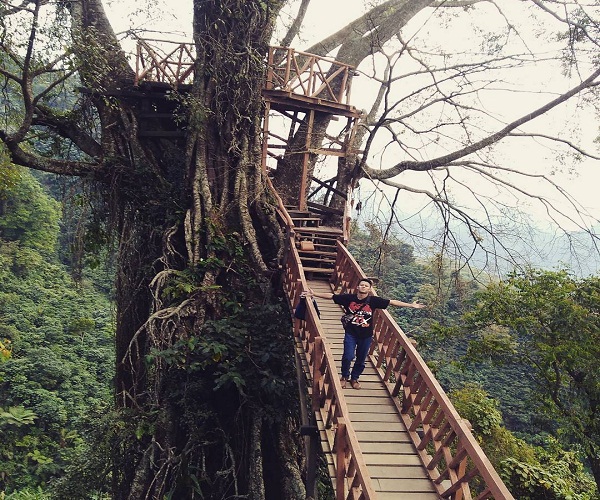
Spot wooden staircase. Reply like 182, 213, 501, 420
308, 278, 440, 499
287, 206, 343, 278
280, 220, 515, 500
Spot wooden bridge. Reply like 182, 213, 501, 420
132, 37, 514, 499
274, 196, 514, 499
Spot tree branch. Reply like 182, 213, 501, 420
365, 67, 600, 179
0, 129, 102, 176
32, 104, 103, 158
278, 0, 311, 48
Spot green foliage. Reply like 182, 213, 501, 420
0, 407, 37, 428
449, 385, 596, 499
2, 486, 52, 499
0, 169, 60, 258
0, 173, 114, 496
450, 384, 503, 436
0, 147, 21, 197
149, 290, 297, 419
460, 268, 600, 492
0, 339, 12, 363
500, 451, 596, 500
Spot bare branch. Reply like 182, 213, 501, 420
278, 0, 311, 48
508, 132, 600, 160
0, 0, 50, 16
364, 67, 600, 179
306, 0, 435, 61
529, 0, 600, 50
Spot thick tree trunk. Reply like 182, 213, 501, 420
105, 1, 308, 498
1, 1, 364, 497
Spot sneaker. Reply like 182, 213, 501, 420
340, 377, 347, 389
350, 380, 361, 390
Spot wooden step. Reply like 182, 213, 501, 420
298, 250, 337, 257
300, 255, 335, 266
288, 210, 311, 217
310, 243, 337, 251
291, 217, 321, 227
295, 235, 339, 244
307, 201, 344, 216
302, 266, 334, 275
295, 226, 342, 236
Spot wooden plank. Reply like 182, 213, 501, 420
373, 477, 438, 493
360, 442, 418, 454
347, 404, 397, 414
355, 431, 412, 443
363, 454, 424, 466
368, 465, 430, 479
350, 413, 405, 423
353, 421, 407, 432
302, 267, 334, 274
344, 396, 394, 406
377, 491, 439, 500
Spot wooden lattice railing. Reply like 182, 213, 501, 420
331, 242, 515, 500
268, 176, 374, 498
265, 46, 355, 105
132, 39, 356, 104
282, 228, 375, 500
134, 38, 195, 87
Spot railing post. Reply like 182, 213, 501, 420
265, 46, 275, 90
334, 420, 347, 500
135, 42, 141, 86
312, 337, 323, 412
284, 48, 293, 92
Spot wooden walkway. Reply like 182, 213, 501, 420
307, 279, 439, 499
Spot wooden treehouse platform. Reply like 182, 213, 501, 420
125, 36, 514, 499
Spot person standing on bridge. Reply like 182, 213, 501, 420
305, 278, 425, 390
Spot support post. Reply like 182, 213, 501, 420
299, 109, 315, 211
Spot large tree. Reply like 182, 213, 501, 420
1, 0, 598, 497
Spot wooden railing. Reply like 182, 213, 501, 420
265, 46, 355, 105
332, 242, 515, 500
134, 38, 195, 87
277, 203, 375, 499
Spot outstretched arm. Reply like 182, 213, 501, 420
389, 299, 425, 309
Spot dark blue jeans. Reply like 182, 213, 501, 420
341, 332, 373, 381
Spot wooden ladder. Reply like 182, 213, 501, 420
287, 206, 342, 279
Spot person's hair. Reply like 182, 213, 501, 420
358, 278, 372, 286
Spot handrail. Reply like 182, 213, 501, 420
342, 184, 351, 245
134, 39, 195, 87
130, 39, 357, 109
265, 176, 295, 228
331, 242, 515, 500
270, 177, 376, 499
281, 232, 376, 499
265, 46, 355, 105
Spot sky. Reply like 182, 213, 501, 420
104, 0, 600, 275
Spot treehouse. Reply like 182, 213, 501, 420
119, 36, 514, 499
